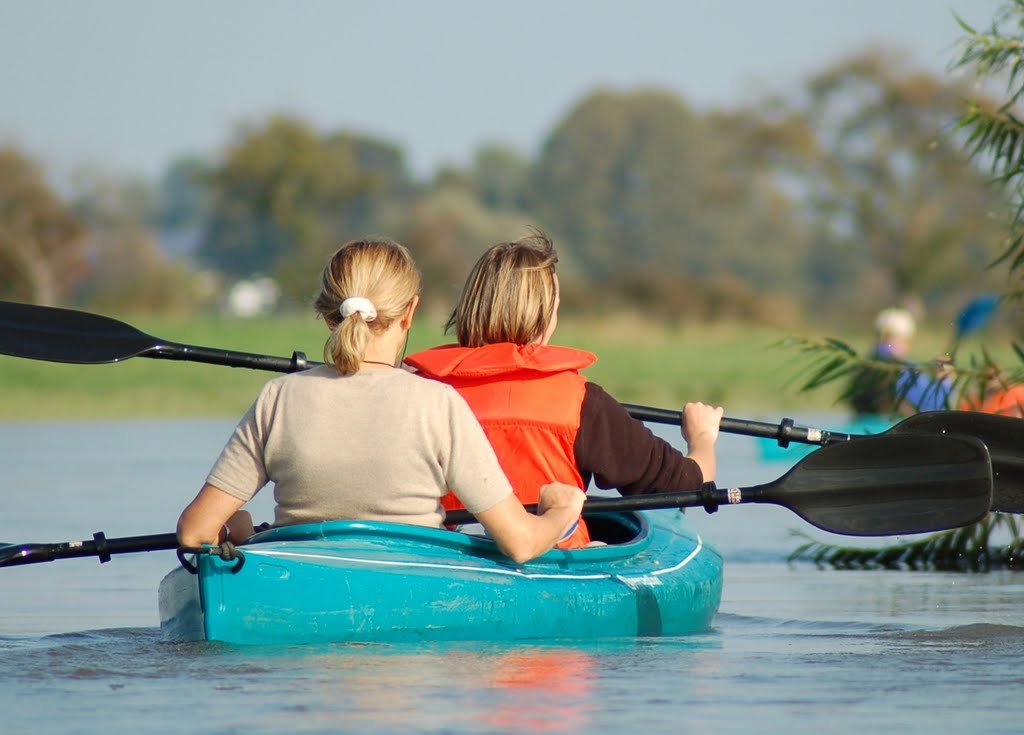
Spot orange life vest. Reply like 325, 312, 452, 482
959, 384, 1024, 417
405, 343, 596, 549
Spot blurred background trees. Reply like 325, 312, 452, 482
0, 45, 1013, 332
0, 147, 86, 306
722, 51, 1008, 320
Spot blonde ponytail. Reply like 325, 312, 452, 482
325, 311, 372, 375
315, 238, 421, 376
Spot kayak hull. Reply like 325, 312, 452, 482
159, 510, 723, 645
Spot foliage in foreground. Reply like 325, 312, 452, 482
789, 514, 1024, 571
778, 333, 1023, 413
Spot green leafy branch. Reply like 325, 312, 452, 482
955, 1, 1024, 278
776, 335, 1022, 412
789, 514, 1024, 571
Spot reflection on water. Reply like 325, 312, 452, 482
273, 646, 602, 734
479, 648, 597, 733
1, 418, 1022, 734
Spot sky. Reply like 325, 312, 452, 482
0, 0, 1004, 183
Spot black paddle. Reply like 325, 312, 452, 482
0, 432, 993, 568
625, 404, 1024, 514
0, 299, 313, 372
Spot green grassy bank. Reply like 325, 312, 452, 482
0, 311, 977, 421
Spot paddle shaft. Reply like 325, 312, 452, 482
2, 493, 719, 568
0, 491, 739, 567
147, 344, 858, 450
446, 484, 771, 524
0, 532, 179, 567
146, 342, 313, 373
623, 403, 853, 447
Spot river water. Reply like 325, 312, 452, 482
0, 416, 1020, 734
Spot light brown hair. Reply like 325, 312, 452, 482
447, 228, 558, 347
315, 238, 421, 375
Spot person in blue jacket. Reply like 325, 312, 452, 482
847, 307, 953, 416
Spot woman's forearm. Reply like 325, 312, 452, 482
474, 493, 581, 563
685, 437, 717, 484
177, 483, 246, 547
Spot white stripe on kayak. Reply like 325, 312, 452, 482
646, 534, 703, 577
245, 548, 608, 579
239, 533, 707, 583
615, 535, 704, 588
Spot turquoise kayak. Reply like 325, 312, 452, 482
158, 510, 723, 645
757, 415, 894, 462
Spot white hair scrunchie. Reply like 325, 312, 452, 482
339, 297, 377, 322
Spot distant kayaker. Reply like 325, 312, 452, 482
405, 228, 723, 549
176, 238, 584, 564
846, 307, 953, 416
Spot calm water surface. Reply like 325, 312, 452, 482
0, 416, 1020, 734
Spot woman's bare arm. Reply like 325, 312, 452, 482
177, 483, 247, 547
473, 483, 585, 563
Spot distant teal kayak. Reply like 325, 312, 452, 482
158, 510, 723, 645
757, 415, 894, 462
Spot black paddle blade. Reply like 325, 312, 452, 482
890, 411, 1024, 514
761, 433, 992, 536
0, 300, 159, 364
0, 300, 311, 372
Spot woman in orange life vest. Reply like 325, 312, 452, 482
405, 229, 724, 549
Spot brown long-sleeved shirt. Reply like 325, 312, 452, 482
574, 382, 704, 495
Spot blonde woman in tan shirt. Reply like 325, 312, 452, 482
177, 238, 584, 564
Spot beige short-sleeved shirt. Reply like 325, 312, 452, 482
207, 365, 513, 528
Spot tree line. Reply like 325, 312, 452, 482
0, 48, 1011, 330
